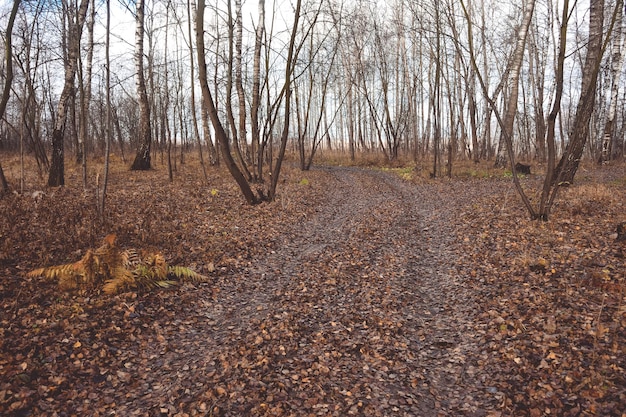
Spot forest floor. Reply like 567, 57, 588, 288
1, 156, 625, 417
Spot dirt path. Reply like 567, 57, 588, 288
99, 167, 494, 416
5, 163, 625, 416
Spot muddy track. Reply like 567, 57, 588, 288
111, 167, 496, 416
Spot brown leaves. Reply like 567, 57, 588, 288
1, 159, 626, 415
451, 171, 626, 416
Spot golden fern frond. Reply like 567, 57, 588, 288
27, 262, 86, 290
144, 253, 168, 279
129, 264, 177, 291
27, 267, 50, 278
121, 249, 142, 268
148, 279, 177, 289
27, 263, 77, 280
78, 249, 102, 288
102, 267, 136, 294
168, 265, 208, 283
28, 234, 213, 295
94, 234, 123, 276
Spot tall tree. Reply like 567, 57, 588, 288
224, 0, 251, 180
0, 0, 21, 194
77, 0, 96, 190
462, 0, 537, 217
98, 0, 111, 219
186, 0, 210, 179
554, 0, 607, 184
493, 1, 535, 169
268, 0, 302, 201
48, 0, 90, 186
233, 0, 249, 176
196, 0, 259, 204
250, 0, 265, 180
130, 0, 152, 171
599, 0, 625, 164
536, 0, 571, 220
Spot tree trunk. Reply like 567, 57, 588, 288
599, 0, 625, 164
187, 0, 208, 180
130, 0, 152, 171
196, 0, 258, 204
268, 0, 302, 201
461, 0, 537, 218
493, 0, 535, 171
48, 0, 90, 187
98, 0, 111, 219
78, 0, 96, 190
554, 0, 605, 184
0, 164, 8, 194
224, 0, 251, 180
0, 0, 21, 194
234, 0, 249, 174
537, 0, 570, 220
251, 0, 265, 180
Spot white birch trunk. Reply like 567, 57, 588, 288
600, 0, 625, 163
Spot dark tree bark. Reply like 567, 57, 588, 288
196, 0, 259, 204
0, 0, 21, 194
537, 0, 570, 220
48, 0, 90, 187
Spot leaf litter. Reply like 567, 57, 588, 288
0, 160, 625, 416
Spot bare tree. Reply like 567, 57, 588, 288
48, 0, 90, 187
534, 0, 572, 220
130, 0, 152, 171
250, 0, 264, 179
186, 0, 209, 179
196, 0, 259, 204
0, 0, 21, 194
76, 0, 95, 190
267, 0, 302, 201
462, 0, 538, 216
296, 6, 339, 170
224, 0, 251, 180
98, 0, 111, 219
554, 0, 608, 184
599, 0, 625, 163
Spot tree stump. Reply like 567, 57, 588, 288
617, 222, 626, 242
514, 163, 531, 175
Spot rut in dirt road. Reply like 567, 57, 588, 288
109, 168, 497, 416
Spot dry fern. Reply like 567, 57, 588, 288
27, 234, 211, 295
168, 265, 208, 282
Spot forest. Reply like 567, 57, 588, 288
1, 0, 626, 415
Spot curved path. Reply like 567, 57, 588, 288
106, 168, 496, 416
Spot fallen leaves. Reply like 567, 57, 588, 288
1, 159, 625, 416
449, 170, 626, 416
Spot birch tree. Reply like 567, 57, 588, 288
130, 0, 152, 171
554, 0, 607, 184
48, 0, 90, 187
462, 0, 538, 216
599, 0, 625, 164
98, 0, 111, 219
250, 0, 264, 180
